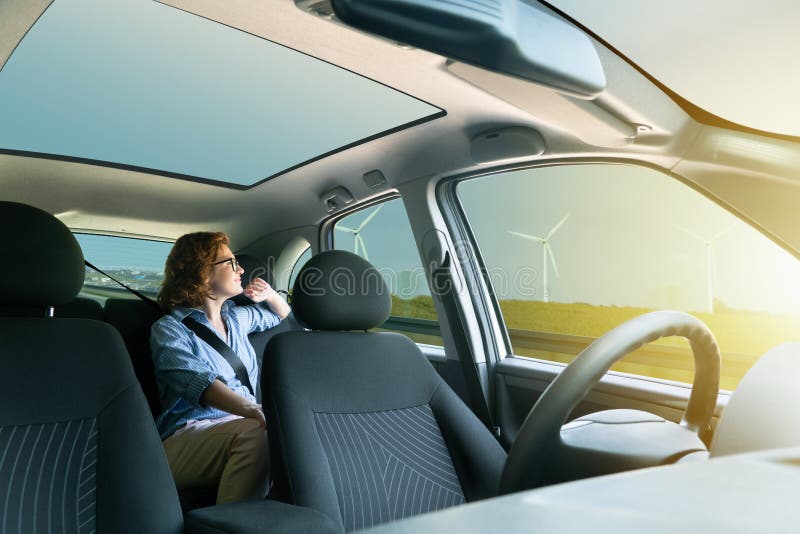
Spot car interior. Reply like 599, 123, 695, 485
3, 0, 800, 533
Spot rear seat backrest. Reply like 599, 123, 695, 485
232, 254, 306, 401
104, 298, 163, 417
58, 296, 105, 319
0, 296, 103, 319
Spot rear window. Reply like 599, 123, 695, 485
74, 233, 172, 296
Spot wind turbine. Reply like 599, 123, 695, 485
674, 223, 735, 313
508, 212, 570, 302
335, 205, 383, 260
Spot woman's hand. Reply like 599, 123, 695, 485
243, 277, 278, 303
202, 380, 267, 428
241, 403, 267, 428
243, 277, 291, 319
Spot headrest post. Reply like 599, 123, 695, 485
46, 306, 55, 318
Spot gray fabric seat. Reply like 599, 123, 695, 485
264, 251, 507, 532
0, 296, 103, 319
0, 201, 184, 533
104, 298, 163, 417
57, 297, 105, 319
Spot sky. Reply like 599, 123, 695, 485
0, 0, 439, 186
550, 0, 800, 136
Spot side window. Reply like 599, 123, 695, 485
75, 233, 172, 298
333, 198, 442, 346
457, 164, 800, 391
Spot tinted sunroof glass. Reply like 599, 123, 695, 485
0, 0, 442, 187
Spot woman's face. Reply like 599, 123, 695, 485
209, 244, 245, 300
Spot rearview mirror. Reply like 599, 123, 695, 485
330, 0, 606, 99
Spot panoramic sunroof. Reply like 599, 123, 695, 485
0, 0, 443, 188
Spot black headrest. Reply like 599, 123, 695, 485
291, 250, 391, 331
231, 254, 274, 306
0, 201, 85, 306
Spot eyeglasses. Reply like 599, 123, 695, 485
212, 256, 240, 272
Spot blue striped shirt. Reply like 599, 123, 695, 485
150, 300, 281, 440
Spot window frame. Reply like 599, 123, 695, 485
321, 193, 399, 251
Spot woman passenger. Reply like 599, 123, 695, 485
150, 232, 290, 504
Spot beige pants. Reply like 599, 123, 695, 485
163, 415, 269, 505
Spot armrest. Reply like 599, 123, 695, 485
184, 499, 342, 534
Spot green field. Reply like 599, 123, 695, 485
389, 295, 800, 391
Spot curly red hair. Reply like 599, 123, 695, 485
158, 232, 229, 312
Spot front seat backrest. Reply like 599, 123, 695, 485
0, 201, 183, 534
264, 250, 506, 533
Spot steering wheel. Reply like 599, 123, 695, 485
499, 310, 720, 494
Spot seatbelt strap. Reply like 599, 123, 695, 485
84, 260, 162, 313
431, 257, 498, 436
85, 260, 254, 396
181, 316, 255, 397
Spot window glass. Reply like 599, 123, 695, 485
75, 233, 171, 297
333, 199, 442, 345
458, 164, 800, 390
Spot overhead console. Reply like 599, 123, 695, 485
329, 0, 606, 98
